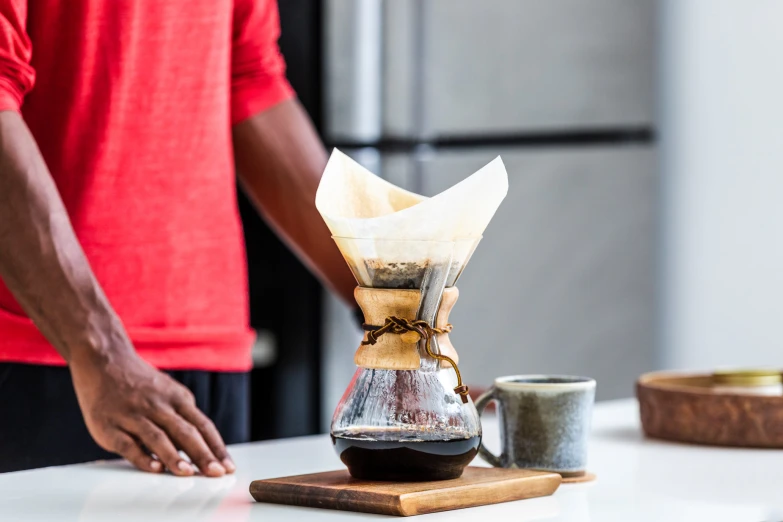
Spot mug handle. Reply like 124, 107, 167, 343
475, 386, 502, 467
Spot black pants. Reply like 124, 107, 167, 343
0, 363, 249, 473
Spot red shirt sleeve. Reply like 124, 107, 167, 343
0, 0, 34, 112
231, 0, 295, 125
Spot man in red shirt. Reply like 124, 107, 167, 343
0, 0, 355, 475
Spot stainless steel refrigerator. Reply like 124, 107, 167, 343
320, 0, 659, 420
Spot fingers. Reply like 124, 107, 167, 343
178, 403, 235, 473
134, 418, 195, 477
154, 410, 226, 477
109, 430, 163, 474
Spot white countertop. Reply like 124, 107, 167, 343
2, 399, 783, 521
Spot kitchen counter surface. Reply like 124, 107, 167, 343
2, 399, 782, 521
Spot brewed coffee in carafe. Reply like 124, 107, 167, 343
315, 149, 508, 481
329, 238, 482, 481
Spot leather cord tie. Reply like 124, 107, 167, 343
362, 316, 470, 403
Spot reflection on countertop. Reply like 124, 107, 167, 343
2, 400, 782, 521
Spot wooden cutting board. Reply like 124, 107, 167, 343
249, 467, 561, 517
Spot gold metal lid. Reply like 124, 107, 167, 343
713, 369, 782, 387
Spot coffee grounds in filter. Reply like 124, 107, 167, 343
360, 259, 463, 289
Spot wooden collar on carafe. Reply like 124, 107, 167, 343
354, 287, 470, 403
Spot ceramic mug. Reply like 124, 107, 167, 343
475, 375, 596, 477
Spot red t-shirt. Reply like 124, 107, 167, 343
0, 0, 294, 371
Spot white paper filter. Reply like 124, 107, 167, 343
316, 149, 508, 242
315, 149, 508, 285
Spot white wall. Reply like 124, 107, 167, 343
660, 0, 783, 369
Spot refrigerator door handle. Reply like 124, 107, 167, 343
324, 0, 383, 143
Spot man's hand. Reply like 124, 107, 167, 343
69, 349, 235, 477
0, 112, 234, 477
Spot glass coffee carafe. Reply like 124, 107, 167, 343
330, 238, 482, 481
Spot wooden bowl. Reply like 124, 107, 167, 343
637, 371, 783, 448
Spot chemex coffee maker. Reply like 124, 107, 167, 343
316, 150, 508, 481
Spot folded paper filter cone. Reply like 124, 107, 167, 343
315, 149, 508, 288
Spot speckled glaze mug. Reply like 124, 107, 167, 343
475, 375, 596, 477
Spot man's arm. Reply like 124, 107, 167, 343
0, 111, 233, 476
232, 99, 356, 304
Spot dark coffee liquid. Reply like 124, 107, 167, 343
332, 435, 480, 481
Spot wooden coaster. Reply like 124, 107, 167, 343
250, 466, 561, 517
561, 471, 597, 484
